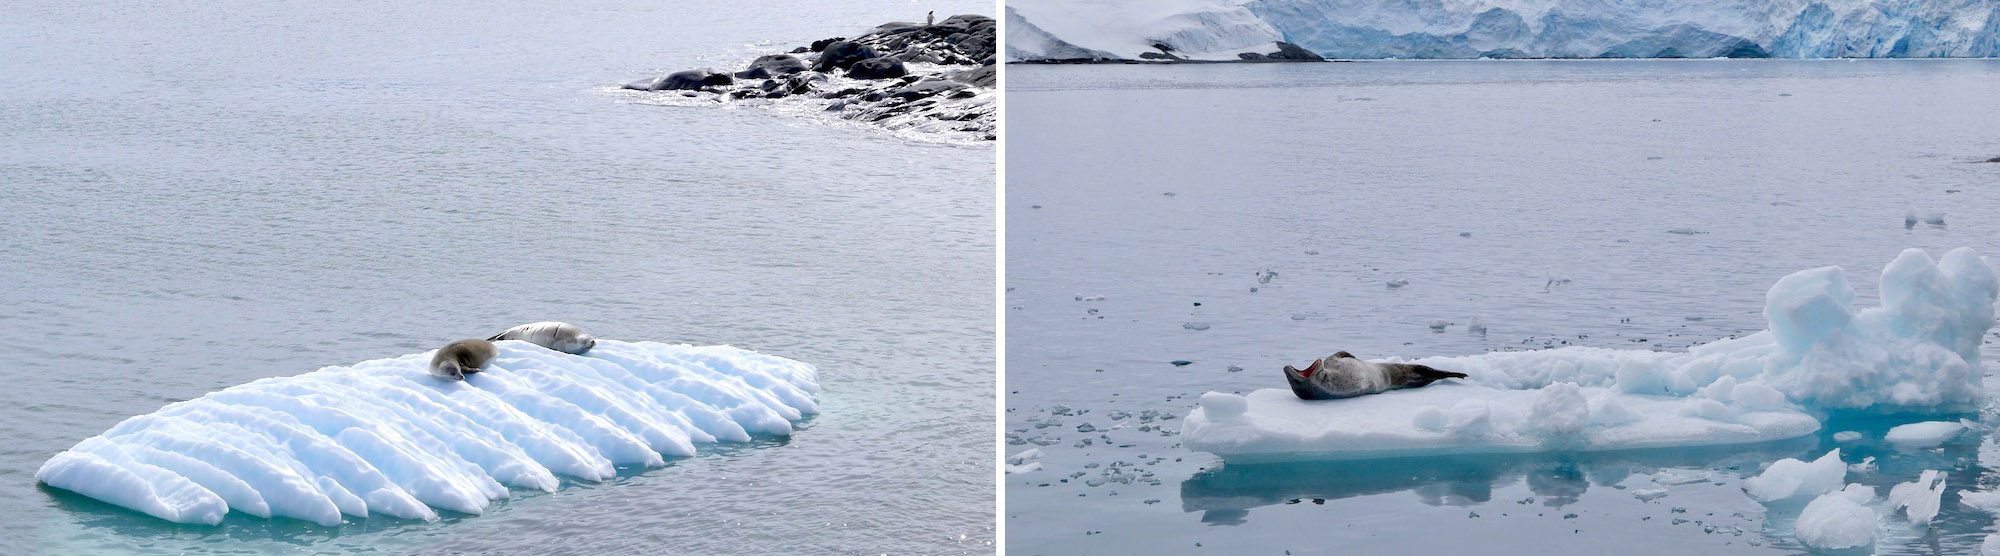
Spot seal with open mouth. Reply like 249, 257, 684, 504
1283, 351, 1467, 400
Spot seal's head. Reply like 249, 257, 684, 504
554, 331, 597, 354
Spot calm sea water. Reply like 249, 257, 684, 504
1006, 60, 2000, 554
0, 1, 993, 554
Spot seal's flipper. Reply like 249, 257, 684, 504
486, 333, 506, 342
1410, 365, 1468, 383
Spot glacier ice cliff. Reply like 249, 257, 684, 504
1183, 248, 1998, 463
36, 340, 818, 525
1008, 0, 2000, 61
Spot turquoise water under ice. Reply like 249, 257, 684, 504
1007, 59, 2000, 554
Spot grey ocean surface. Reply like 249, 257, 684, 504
0, 1, 993, 554
1007, 60, 2000, 554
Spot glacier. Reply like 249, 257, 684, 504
1182, 247, 1996, 463
1008, 0, 2000, 60
35, 340, 819, 526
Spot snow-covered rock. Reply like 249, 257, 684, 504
37, 340, 819, 525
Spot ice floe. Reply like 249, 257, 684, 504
1183, 248, 1995, 462
36, 340, 818, 525
1743, 449, 1845, 503
1796, 484, 1878, 550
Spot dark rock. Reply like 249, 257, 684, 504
814, 41, 881, 71
1238, 52, 1266, 60
847, 57, 908, 79
1138, 52, 1174, 60
624, 69, 732, 91
860, 91, 888, 102
1985, 157, 2000, 163
735, 54, 807, 79
871, 21, 924, 35
889, 79, 961, 100
764, 90, 787, 99
790, 46, 809, 54
810, 37, 846, 52
1268, 41, 1325, 61
759, 79, 781, 91
951, 65, 995, 88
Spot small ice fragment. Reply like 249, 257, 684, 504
1428, 320, 1450, 332
1226, 365, 1242, 373
1632, 488, 1668, 501
1666, 228, 1704, 235
1289, 314, 1308, 321
1796, 487, 1876, 550
1742, 449, 1845, 502
1305, 250, 1319, 255
1652, 468, 1713, 486
1074, 294, 1106, 301
1885, 421, 1963, 446
1458, 232, 1471, 237
1905, 211, 1918, 229
1959, 489, 2000, 513
1466, 317, 1486, 334
1257, 269, 1278, 284
1182, 322, 1210, 331
1006, 448, 1043, 474
1848, 456, 1876, 474
1170, 360, 1192, 367
1887, 469, 1947, 525
1832, 431, 1862, 443
1925, 212, 1946, 226
1984, 533, 2000, 556
1386, 279, 1408, 289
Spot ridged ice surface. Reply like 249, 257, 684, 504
35, 340, 819, 526
1183, 248, 1996, 462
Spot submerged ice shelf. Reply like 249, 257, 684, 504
36, 340, 819, 526
1184, 248, 1997, 462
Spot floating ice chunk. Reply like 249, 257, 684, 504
1182, 322, 1211, 331
1632, 488, 1668, 501
1925, 213, 1946, 226
36, 340, 818, 526
1467, 317, 1486, 334
1960, 488, 2000, 513
1073, 294, 1106, 302
1182, 249, 1994, 462
1833, 431, 1863, 443
1887, 470, 1947, 525
1849, 456, 1877, 474
1743, 449, 1845, 503
1198, 392, 1247, 421
1986, 533, 2000, 556
1651, 468, 1713, 486
1006, 449, 1044, 474
1885, 421, 1964, 446
1386, 279, 1408, 289
1796, 485, 1877, 550
1428, 320, 1450, 331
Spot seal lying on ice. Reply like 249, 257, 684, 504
1282, 351, 1467, 400
430, 339, 498, 381
488, 322, 596, 355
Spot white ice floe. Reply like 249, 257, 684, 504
1885, 420, 1966, 446
36, 340, 819, 526
1006, 448, 1045, 474
1796, 484, 1878, 550
1888, 470, 1949, 525
1743, 449, 1846, 503
1183, 248, 1996, 462
1833, 430, 1863, 442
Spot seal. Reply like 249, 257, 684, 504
430, 339, 498, 381
1282, 351, 1467, 400
488, 322, 597, 355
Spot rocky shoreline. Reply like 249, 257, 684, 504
622, 15, 996, 143
1010, 41, 1327, 64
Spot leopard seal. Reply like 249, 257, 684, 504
488, 322, 596, 355
429, 339, 498, 381
1282, 351, 1467, 400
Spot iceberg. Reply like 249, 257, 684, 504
1008, 0, 2000, 60
36, 340, 819, 525
1183, 248, 1996, 462
1796, 484, 1878, 550
1007, 0, 1292, 61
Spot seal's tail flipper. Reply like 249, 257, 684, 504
1412, 365, 1468, 381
